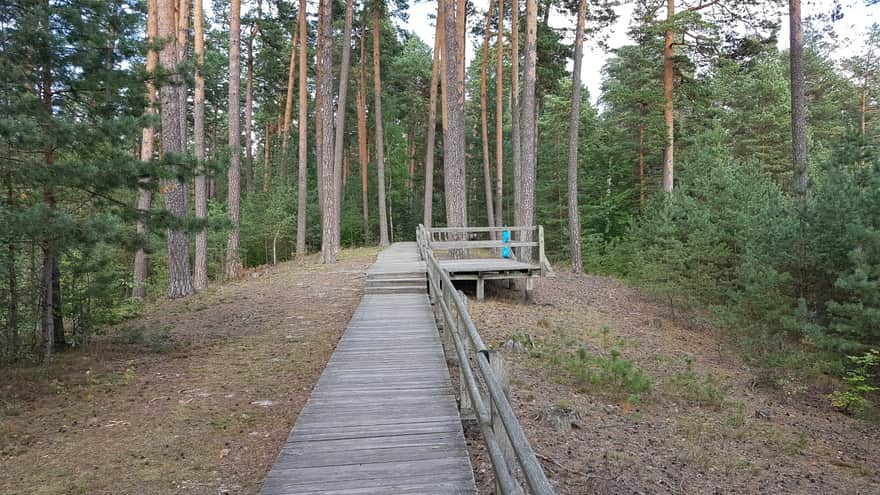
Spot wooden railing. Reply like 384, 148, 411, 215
416, 225, 555, 495
420, 225, 554, 277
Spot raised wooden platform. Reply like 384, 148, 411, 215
259, 243, 476, 495
438, 257, 540, 300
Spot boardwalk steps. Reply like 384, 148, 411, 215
259, 243, 476, 495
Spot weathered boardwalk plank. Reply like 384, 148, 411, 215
259, 243, 476, 495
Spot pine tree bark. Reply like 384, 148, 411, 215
332, 0, 354, 247
357, 27, 370, 241
193, 0, 207, 290
423, 16, 441, 228
245, 24, 257, 193
282, 21, 299, 157
511, 0, 522, 216
442, 0, 468, 238
51, 257, 64, 349
159, 0, 194, 298
662, 0, 675, 193
456, 0, 465, 92
6, 172, 18, 356
40, 246, 53, 359
226, 0, 243, 278
790, 0, 808, 294
790, 0, 807, 201
176, 0, 189, 147
567, 0, 586, 273
133, 0, 159, 300
318, 0, 338, 263
295, 0, 308, 258
315, 3, 325, 221
516, 0, 537, 261
264, 123, 272, 190
440, 0, 449, 143
480, 2, 496, 231
494, 0, 504, 229
372, 4, 390, 246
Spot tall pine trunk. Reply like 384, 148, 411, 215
193, 0, 207, 290
566, 0, 586, 273
245, 25, 256, 192
480, 1, 496, 231
295, 0, 308, 258
423, 16, 441, 228
133, 0, 159, 300
516, 0, 537, 261
41, 18, 60, 355
226, 0, 242, 278
357, 27, 370, 242
176, 0, 189, 148
662, 0, 675, 193
6, 173, 18, 357
789, 0, 808, 295
331, 0, 354, 252
511, 0, 521, 217
372, 4, 390, 246
442, 0, 467, 239
282, 22, 298, 158
318, 0, 338, 263
494, 0, 504, 229
158, 0, 194, 298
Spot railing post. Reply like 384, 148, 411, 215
457, 290, 475, 420
487, 350, 519, 494
538, 226, 546, 277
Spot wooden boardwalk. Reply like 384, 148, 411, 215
259, 243, 477, 495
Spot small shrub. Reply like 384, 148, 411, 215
666, 370, 730, 408
829, 349, 879, 415
558, 347, 651, 395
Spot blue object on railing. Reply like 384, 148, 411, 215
502, 229, 510, 243
502, 246, 511, 258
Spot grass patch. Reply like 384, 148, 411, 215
665, 369, 730, 408
551, 347, 651, 396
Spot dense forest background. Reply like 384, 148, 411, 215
1, 0, 879, 412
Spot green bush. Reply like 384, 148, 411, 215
557, 347, 652, 395
597, 143, 880, 378
829, 350, 880, 415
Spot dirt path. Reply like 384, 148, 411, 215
467, 273, 880, 494
0, 249, 375, 495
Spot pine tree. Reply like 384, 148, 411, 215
193, 0, 208, 290
567, 0, 587, 272
226, 0, 243, 278
441, 0, 468, 238
159, 0, 194, 298
373, 1, 390, 247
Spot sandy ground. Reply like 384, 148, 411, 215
463, 273, 879, 494
0, 249, 375, 495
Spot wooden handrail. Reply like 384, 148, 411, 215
416, 225, 554, 495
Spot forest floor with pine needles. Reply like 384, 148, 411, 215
0, 248, 377, 495
466, 273, 880, 494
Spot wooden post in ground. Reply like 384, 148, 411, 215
487, 350, 517, 494
457, 290, 474, 420
476, 276, 485, 301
